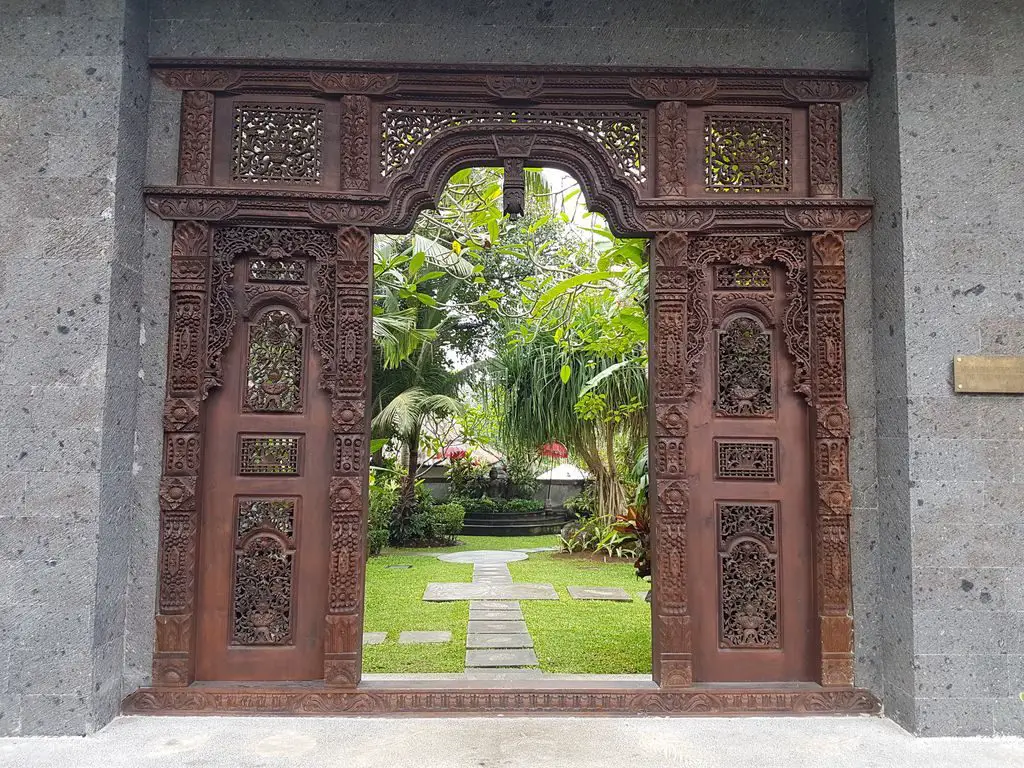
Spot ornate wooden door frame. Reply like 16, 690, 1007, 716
130, 60, 877, 716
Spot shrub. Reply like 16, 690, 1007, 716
503, 498, 544, 515
368, 481, 398, 556
559, 518, 599, 553
428, 501, 465, 544
565, 485, 597, 519
446, 455, 490, 499
459, 496, 499, 517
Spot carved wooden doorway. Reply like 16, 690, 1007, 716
133, 61, 877, 715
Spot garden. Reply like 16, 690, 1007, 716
364, 167, 652, 676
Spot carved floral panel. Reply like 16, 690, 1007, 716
716, 316, 773, 417
715, 440, 777, 481
705, 114, 791, 193
231, 498, 296, 646
244, 310, 304, 413
718, 502, 779, 648
232, 104, 324, 184
379, 106, 647, 183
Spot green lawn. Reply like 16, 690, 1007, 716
363, 534, 651, 675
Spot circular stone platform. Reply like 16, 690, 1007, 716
436, 550, 529, 564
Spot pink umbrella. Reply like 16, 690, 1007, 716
538, 441, 569, 459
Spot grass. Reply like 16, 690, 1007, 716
363, 534, 651, 675
509, 552, 651, 674
362, 553, 472, 672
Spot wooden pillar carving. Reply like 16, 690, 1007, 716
650, 230, 692, 687
655, 102, 687, 197
324, 226, 373, 687
153, 220, 210, 687
809, 103, 841, 197
178, 91, 215, 186
810, 231, 854, 686
340, 95, 371, 192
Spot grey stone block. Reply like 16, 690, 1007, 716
463, 668, 545, 680
466, 634, 534, 649
567, 586, 632, 602
913, 611, 1012, 655
913, 654, 1008, 698
363, 632, 387, 645
915, 697, 996, 737
438, 551, 527, 564
468, 609, 524, 622
398, 631, 451, 644
19, 694, 91, 736
465, 649, 539, 668
469, 601, 521, 611
467, 620, 528, 634
913, 567, 1006, 611
423, 583, 558, 601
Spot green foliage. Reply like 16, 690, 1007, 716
502, 498, 544, 515
458, 496, 499, 517
445, 454, 490, 499
368, 480, 398, 557
565, 486, 597, 519
427, 502, 466, 544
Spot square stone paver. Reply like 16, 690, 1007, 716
567, 586, 633, 601
363, 632, 387, 645
423, 583, 559, 601
465, 649, 539, 667
467, 619, 528, 633
469, 609, 524, 621
398, 631, 452, 644
466, 633, 534, 649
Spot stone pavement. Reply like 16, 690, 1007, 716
1, 715, 1021, 767
464, 561, 540, 673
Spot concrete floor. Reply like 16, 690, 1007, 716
2, 715, 1023, 767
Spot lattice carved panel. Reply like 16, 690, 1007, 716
715, 440, 777, 481
718, 503, 780, 648
231, 498, 297, 646
239, 436, 301, 475
716, 316, 773, 417
379, 105, 647, 184
705, 114, 791, 193
244, 310, 304, 413
232, 104, 324, 184
715, 265, 771, 290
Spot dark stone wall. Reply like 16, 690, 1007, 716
0, 0, 149, 736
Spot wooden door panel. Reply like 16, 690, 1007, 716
195, 235, 332, 682
689, 260, 815, 683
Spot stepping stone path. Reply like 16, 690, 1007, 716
566, 586, 633, 602
363, 632, 387, 645
462, 558, 540, 674
398, 630, 452, 644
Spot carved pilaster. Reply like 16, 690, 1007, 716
810, 231, 853, 686
650, 231, 693, 688
340, 95, 371, 191
656, 102, 687, 197
325, 226, 372, 688
154, 221, 210, 687
809, 104, 841, 197
178, 91, 215, 186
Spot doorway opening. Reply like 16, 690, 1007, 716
363, 166, 653, 683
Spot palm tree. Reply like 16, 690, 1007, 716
490, 322, 647, 525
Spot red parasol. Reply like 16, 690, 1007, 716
538, 441, 569, 459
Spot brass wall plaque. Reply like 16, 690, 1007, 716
953, 355, 1024, 394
